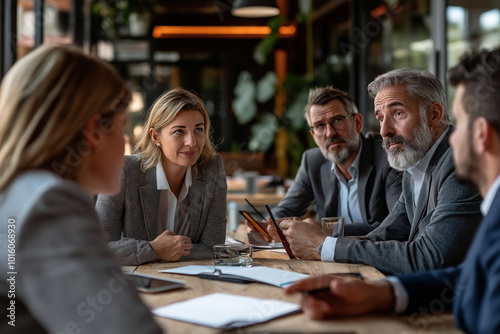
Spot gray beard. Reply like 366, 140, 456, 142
383, 122, 433, 171
320, 134, 360, 165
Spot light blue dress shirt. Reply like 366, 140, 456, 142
333, 140, 364, 225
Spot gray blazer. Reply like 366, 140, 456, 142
334, 129, 483, 275
0, 171, 160, 334
273, 133, 403, 236
96, 154, 227, 265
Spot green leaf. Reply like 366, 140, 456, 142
285, 89, 309, 130
253, 16, 284, 65
248, 113, 278, 152
256, 71, 277, 103
232, 71, 257, 124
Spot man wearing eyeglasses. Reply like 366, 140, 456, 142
280, 71, 482, 275
252, 87, 403, 244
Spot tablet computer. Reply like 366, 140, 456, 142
125, 273, 185, 294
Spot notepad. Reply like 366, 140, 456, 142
159, 265, 308, 288
152, 293, 300, 330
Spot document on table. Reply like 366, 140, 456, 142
152, 292, 300, 330
159, 265, 308, 288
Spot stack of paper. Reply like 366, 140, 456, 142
152, 293, 300, 330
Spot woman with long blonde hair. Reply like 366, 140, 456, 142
96, 88, 227, 265
0, 45, 160, 333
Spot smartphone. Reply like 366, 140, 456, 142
125, 273, 185, 294
240, 210, 270, 238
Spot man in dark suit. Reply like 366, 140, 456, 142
281, 68, 482, 275
285, 47, 500, 333
248, 87, 402, 242
273, 87, 403, 236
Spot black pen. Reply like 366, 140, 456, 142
245, 198, 266, 221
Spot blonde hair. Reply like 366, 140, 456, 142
134, 88, 216, 177
0, 44, 130, 191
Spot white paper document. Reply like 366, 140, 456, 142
160, 265, 308, 288
152, 293, 300, 330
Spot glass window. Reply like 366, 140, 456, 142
17, 0, 72, 59
447, 1, 500, 108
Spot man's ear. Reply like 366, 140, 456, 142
353, 113, 364, 133
473, 117, 493, 154
428, 103, 444, 127
84, 114, 104, 151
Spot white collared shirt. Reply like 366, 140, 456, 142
156, 162, 192, 236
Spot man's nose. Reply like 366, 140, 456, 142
325, 122, 338, 138
380, 117, 395, 139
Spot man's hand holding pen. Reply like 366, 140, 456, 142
284, 274, 395, 319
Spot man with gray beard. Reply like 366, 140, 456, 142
249, 87, 402, 242
280, 69, 482, 275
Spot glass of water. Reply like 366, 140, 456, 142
321, 217, 345, 238
213, 244, 253, 267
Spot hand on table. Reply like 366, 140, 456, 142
279, 218, 325, 260
284, 275, 395, 319
149, 230, 193, 261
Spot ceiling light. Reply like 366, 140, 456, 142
232, 0, 280, 18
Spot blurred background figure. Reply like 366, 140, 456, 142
0, 44, 161, 333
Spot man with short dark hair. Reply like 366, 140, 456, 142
285, 47, 500, 333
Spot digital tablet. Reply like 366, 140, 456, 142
125, 273, 185, 294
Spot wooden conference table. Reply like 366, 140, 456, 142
132, 250, 462, 334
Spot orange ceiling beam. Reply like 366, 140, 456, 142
152, 25, 296, 39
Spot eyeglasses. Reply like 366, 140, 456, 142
310, 114, 354, 136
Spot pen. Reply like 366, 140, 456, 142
265, 204, 295, 259
245, 198, 266, 221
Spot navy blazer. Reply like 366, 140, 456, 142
399, 186, 500, 333
272, 133, 403, 236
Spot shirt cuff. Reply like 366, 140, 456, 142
320, 236, 337, 262
385, 276, 409, 314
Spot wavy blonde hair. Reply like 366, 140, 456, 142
134, 88, 216, 177
0, 44, 130, 192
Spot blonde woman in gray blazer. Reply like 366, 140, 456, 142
0, 46, 160, 333
96, 88, 227, 266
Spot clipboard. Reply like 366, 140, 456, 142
198, 269, 256, 284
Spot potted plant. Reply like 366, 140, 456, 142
93, 0, 155, 38
125, 0, 156, 36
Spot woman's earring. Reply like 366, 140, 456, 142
156, 143, 161, 147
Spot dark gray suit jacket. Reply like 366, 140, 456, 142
334, 129, 482, 275
273, 133, 403, 236
0, 171, 160, 334
96, 154, 227, 265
